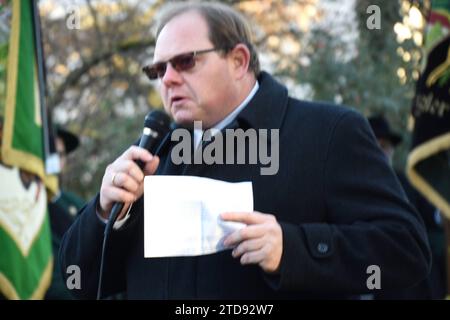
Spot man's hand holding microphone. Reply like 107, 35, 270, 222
97, 111, 171, 223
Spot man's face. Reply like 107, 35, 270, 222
153, 11, 237, 129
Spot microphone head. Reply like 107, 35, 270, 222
144, 110, 171, 135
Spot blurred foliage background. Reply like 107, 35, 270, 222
39, 0, 429, 200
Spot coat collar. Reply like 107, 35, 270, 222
233, 71, 289, 131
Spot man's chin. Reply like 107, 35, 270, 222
173, 114, 196, 129
172, 110, 211, 129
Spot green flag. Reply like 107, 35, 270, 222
0, 0, 58, 299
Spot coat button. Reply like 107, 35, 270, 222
317, 243, 329, 254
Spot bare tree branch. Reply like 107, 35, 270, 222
48, 38, 154, 109
86, 0, 106, 50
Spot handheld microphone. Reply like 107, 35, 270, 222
107, 110, 171, 227
97, 110, 171, 299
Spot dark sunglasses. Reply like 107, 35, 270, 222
142, 48, 221, 80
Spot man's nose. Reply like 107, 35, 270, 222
162, 63, 183, 86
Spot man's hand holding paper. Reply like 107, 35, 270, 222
221, 211, 283, 273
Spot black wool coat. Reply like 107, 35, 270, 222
60, 72, 431, 299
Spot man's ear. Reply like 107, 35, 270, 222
228, 43, 251, 79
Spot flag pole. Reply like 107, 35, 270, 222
31, 0, 59, 175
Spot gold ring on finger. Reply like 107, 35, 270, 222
111, 172, 119, 186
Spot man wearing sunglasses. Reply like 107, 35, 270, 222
60, 2, 431, 299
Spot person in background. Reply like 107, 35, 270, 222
368, 115, 446, 299
53, 128, 85, 216
45, 127, 84, 299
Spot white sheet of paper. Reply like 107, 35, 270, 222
144, 176, 253, 258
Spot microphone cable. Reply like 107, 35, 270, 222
96, 111, 170, 300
